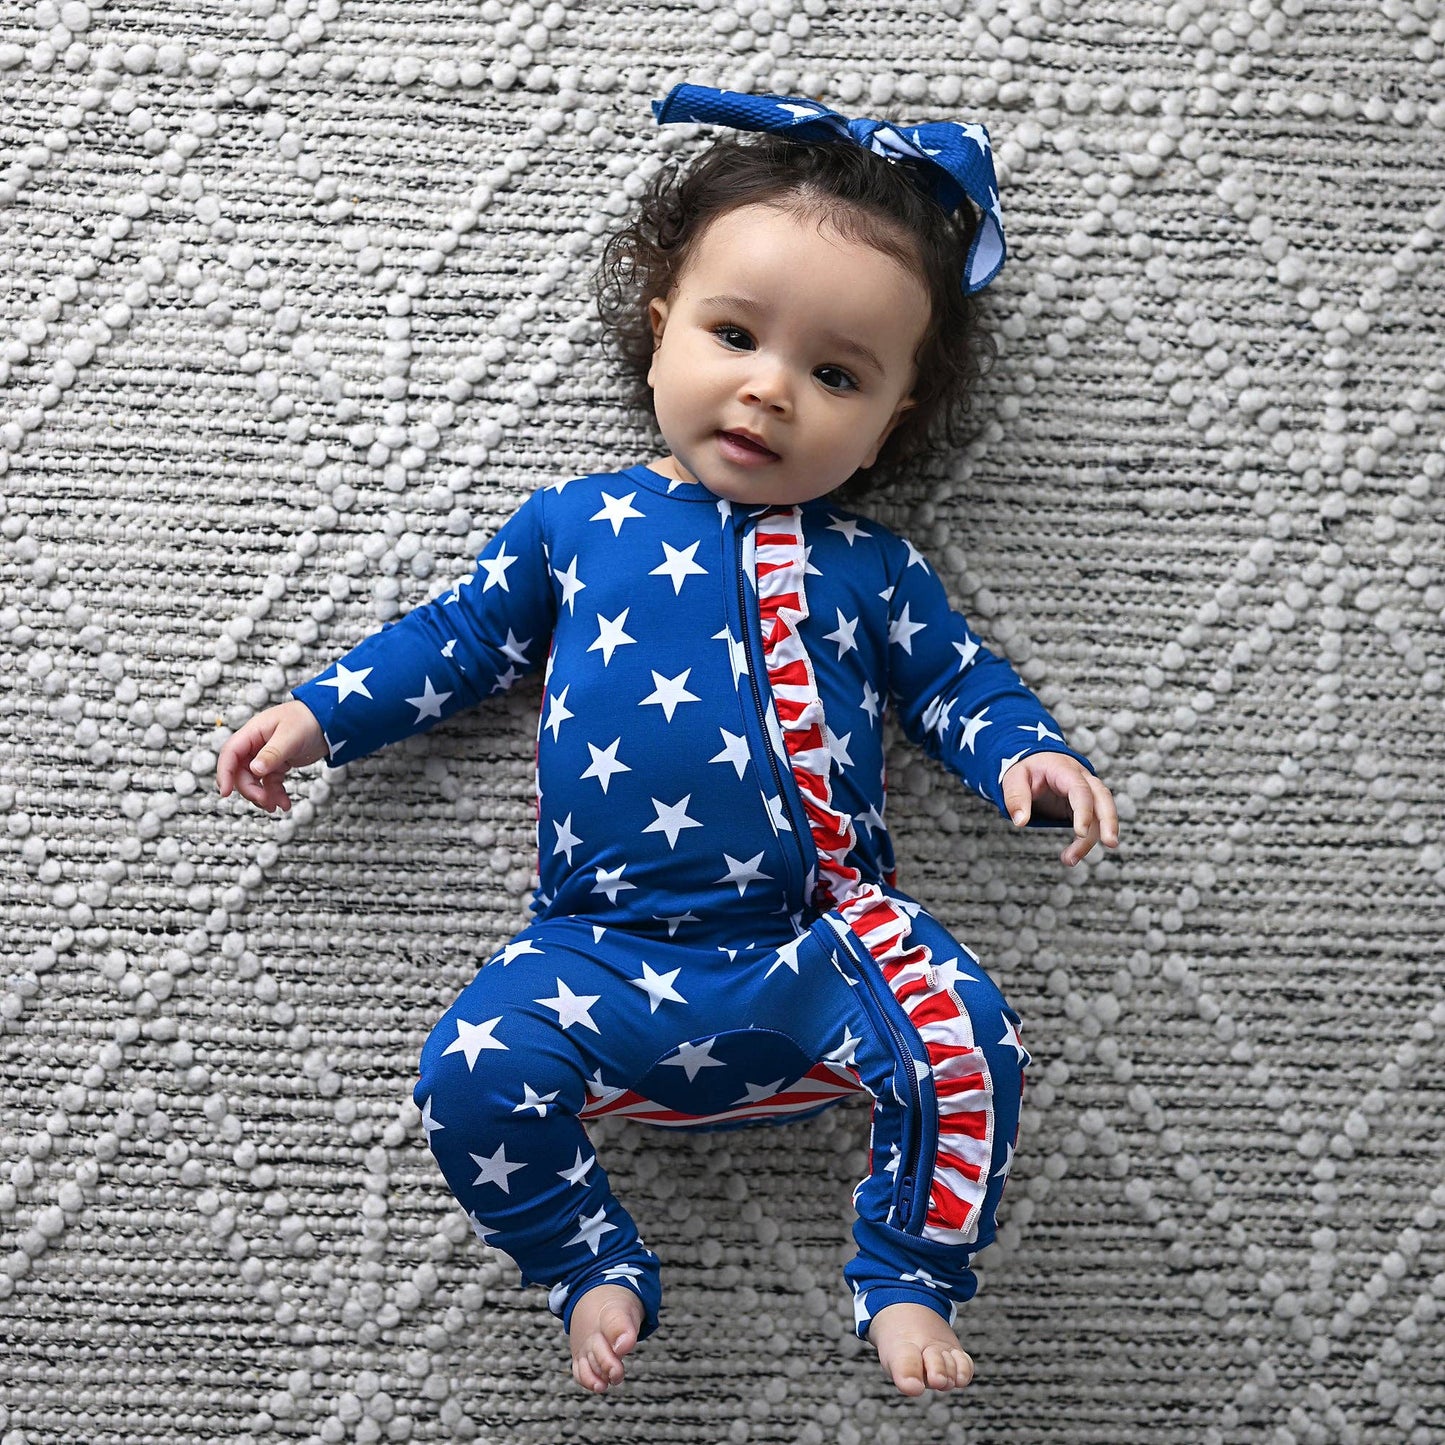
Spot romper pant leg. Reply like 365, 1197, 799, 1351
414, 919, 674, 1340
777, 896, 1026, 1339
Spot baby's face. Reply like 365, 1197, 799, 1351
644, 202, 931, 507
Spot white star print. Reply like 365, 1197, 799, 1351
478, 546, 519, 593
643, 794, 703, 848
468, 1212, 499, 1245
513, 1083, 559, 1117
588, 609, 636, 665
954, 634, 981, 671
552, 555, 586, 613
823, 608, 860, 658
959, 707, 993, 753
662, 1037, 726, 1081
922, 694, 953, 738
551, 811, 582, 864
580, 738, 630, 793
499, 628, 531, 665
318, 662, 372, 703
536, 978, 602, 1033
564, 1206, 619, 1256
601, 1263, 645, 1292
1019, 720, 1065, 744
860, 680, 880, 724
928, 955, 981, 994
854, 802, 885, 837
543, 684, 574, 742
469, 1142, 526, 1192
710, 728, 751, 779
827, 514, 870, 545
902, 538, 931, 571
731, 1077, 787, 1105
419, 1095, 443, 1142
585, 1069, 627, 1105
590, 490, 644, 535
900, 1267, 943, 1289
824, 1026, 862, 1068
441, 1015, 508, 1069
826, 727, 854, 771
323, 728, 347, 759
558, 1148, 597, 1187
650, 539, 708, 594
640, 668, 700, 721
496, 939, 544, 966
716, 851, 771, 896
405, 676, 452, 723
591, 864, 636, 904
713, 625, 749, 684
888, 601, 927, 654
629, 961, 687, 1013
764, 933, 809, 978
765, 793, 794, 834
656, 910, 700, 936
998, 747, 1032, 785
999, 1016, 1028, 1063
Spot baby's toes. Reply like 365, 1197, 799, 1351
951, 1347, 975, 1388
572, 1353, 606, 1394
888, 1345, 928, 1397
921, 1342, 957, 1390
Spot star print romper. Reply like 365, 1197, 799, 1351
292, 463, 1095, 1344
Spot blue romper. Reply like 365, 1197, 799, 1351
292, 463, 1094, 1344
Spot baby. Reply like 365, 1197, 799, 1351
216, 84, 1119, 1399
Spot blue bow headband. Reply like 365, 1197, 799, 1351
651, 82, 1006, 295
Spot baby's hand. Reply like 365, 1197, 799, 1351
1001, 751, 1120, 867
215, 699, 328, 814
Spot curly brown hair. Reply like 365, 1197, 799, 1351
591, 129, 998, 502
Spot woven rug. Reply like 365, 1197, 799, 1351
4, 2, 1444, 1441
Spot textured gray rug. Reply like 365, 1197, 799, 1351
4, 2, 1445, 1442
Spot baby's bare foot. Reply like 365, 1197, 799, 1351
868, 1301, 974, 1397
568, 1284, 646, 1395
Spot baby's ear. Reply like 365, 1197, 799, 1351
648, 296, 669, 346
863, 396, 915, 467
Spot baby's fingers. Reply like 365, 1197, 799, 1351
235, 765, 293, 814
1094, 776, 1120, 849
1059, 772, 1100, 866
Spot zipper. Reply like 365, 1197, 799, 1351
733, 511, 812, 902
828, 919, 930, 1234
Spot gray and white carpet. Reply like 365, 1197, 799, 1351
3, 2, 1444, 1441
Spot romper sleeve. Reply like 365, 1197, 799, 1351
290, 485, 556, 765
880, 527, 1095, 829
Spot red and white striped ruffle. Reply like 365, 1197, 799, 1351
578, 1060, 862, 1128
754, 506, 996, 1247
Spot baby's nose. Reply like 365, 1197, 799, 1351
740, 363, 792, 412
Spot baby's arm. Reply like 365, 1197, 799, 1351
881, 532, 1118, 865
216, 486, 556, 813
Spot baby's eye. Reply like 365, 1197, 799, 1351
815, 366, 860, 393
712, 324, 754, 350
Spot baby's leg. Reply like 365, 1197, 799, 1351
413, 922, 670, 1390
782, 898, 1025, 1395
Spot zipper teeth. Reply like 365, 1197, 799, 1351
883, 994, 923, 1229
840, 929, 925, 1232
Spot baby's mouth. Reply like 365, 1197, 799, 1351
718, 430, 779, 460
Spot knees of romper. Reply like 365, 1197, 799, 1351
413, 962, 591, 1127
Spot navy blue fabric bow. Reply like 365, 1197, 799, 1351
651, 83, 1006, 294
